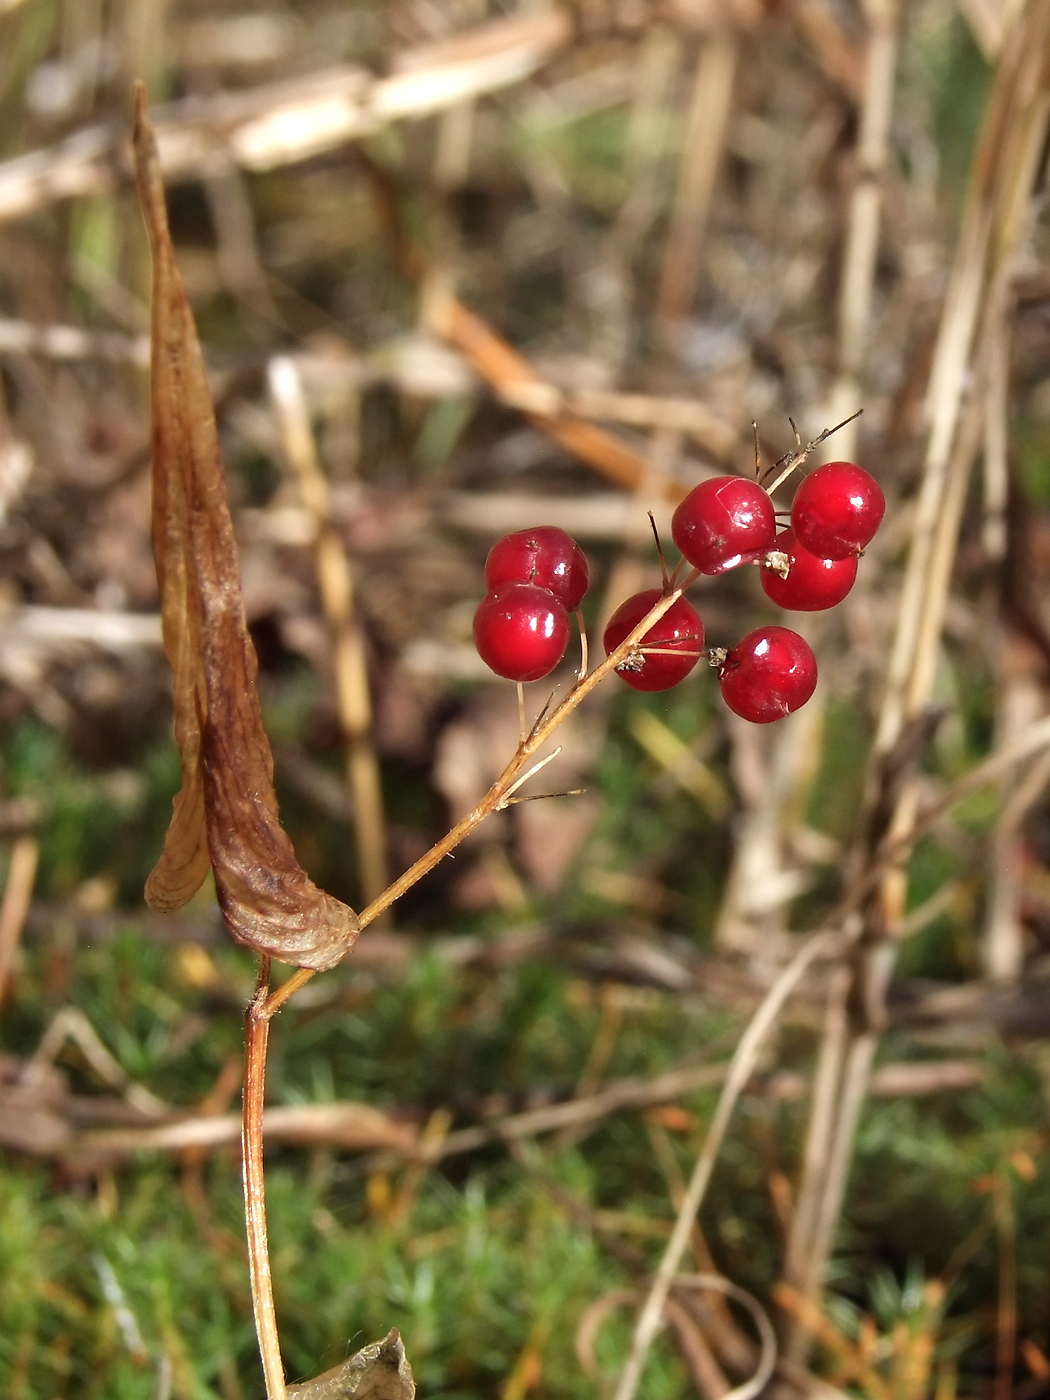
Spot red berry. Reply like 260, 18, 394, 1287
791, 462, 884, 561
473, 583, 570, 682
603, 589, 705, 692
484, 527, 589, 610
760, 528, 858, 611
719, 626, 817, 723
671, 476, 777, 575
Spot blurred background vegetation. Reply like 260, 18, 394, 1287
0, 0, 1049, 1397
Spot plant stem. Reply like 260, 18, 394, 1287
261, 586, 692, 1016
243, 957, 287, 1400
354, 584, 689, 931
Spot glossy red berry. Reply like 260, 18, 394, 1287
603, 589, 705, 692
791, 462, 884, 561
484, 527, 589, 610
671, 476, 777, 575
760, 528, 858, 611
719, 626, 817, 723
473, 583, 570, 682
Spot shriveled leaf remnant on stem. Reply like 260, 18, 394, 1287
287, 1330, 415, 1400
131, 85, 359, 971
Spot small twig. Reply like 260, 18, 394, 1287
517, 682, 527, 745
527, 687, 561, 743
649, 511, 671, 589
499, 788, 585, 806
495, 749, 563, 809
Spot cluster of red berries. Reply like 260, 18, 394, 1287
472, 460, 884, 724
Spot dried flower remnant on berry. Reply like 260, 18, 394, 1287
760, 528, 858, 611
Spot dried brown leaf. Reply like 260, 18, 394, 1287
132, 85, 358, 970
287, 1330, 415, 1400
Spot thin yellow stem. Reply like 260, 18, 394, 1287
243, 957, 287, 1400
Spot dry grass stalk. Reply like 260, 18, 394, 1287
766, 0, 901, 1322
655, 32, 739, 353
956, 0, 1012, 58
429, 292, 700, 496
592, 1273, 777, 1400
612, 928, 844, 1400
0, 10, 572, 224
785, 0, 865, 98
982, 728, 1050, 983
0, 317, 149, 364
592, 24, 683, 375
823, 0, 901, 462
720, 0, 899, 965
498, 383, 740, 462
783, 0, 1050, 1355
268, 355, 389, 908
0, 835, 39, 1007
714, 677, 826, 962
0, 1053, 982, 1166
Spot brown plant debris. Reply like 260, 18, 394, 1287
287, 1330, 415, 1400
131, 86, 358, 971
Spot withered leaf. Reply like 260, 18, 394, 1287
132, 85, 359, 970
288, 1330, 415, 1400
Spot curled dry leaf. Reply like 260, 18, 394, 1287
132, 85, 359, 970
287, 1330, 415, 1400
